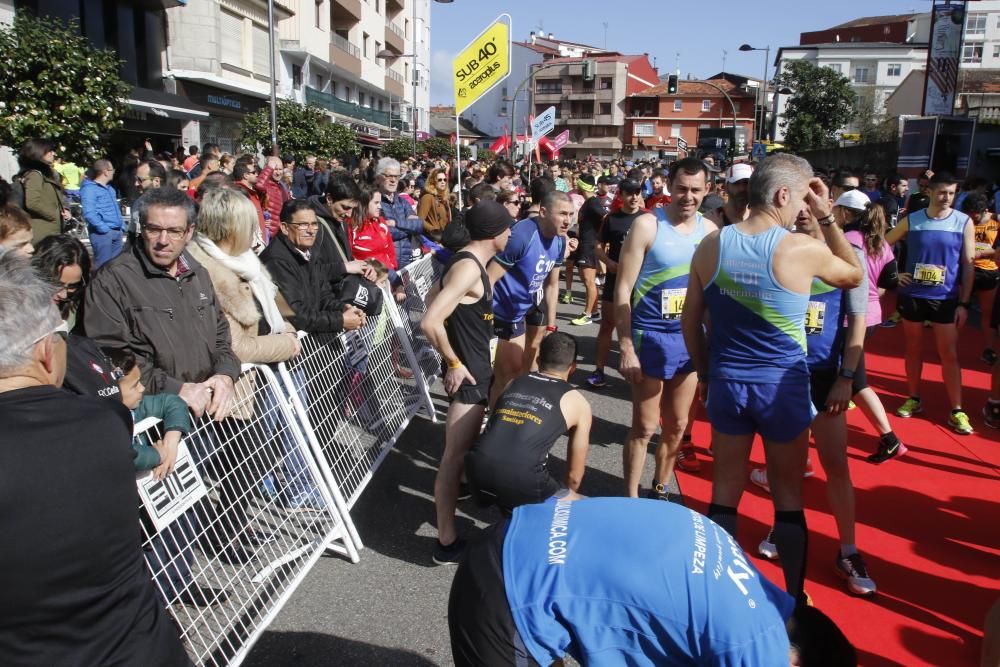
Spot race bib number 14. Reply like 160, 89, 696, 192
661, 289, 686, 320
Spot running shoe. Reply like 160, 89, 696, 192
948, 410, 973, 435
982, 348, 998, 365
559, 291, 573, 304
984, 401, 1000, 429
591, 310, 602, 323
835, 552, 877, 596
847, 400, 856, 410
432, 538, 467, 565
880, 311, 901, 328
895, 397, 923, 418
569, 312, 593, 326
457, 482, 472, 501
804, 458, 815, 478
675, 444, 701, 473
867, 439, 908, 464
585, 369, 608, 388
595, 273, 605, 286
647, 482, 684, 505
758, 531, 779, 560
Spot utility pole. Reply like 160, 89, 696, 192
602, 22, 608, 49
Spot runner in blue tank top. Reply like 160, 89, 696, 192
885, 172, 975, 434
614, 160, 717, 500
682, 154, 864, 606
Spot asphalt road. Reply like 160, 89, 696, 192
244, 290, 676, 666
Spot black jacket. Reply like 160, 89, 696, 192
82, 243, 241, 394
259, 232, 349, 334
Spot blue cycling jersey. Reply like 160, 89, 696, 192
492, 218, 566, 323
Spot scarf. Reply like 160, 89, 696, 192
193, 234, 287, 334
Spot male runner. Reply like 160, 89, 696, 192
449, 497, 857, 667
586, 179, 645, 389
751, 204, 878, 597
706, 163, 753, 227
465, 333, 592, 513
488, 191, 576, 407
567, 174, 604, 326
615, 162, 716, 500
421, 201, 513, 564
885, 172, 975, 434
682, 154, 863, 605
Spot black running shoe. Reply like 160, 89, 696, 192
432, 538, 466, 565
457, 482, 472, 501
867, 439, 908, 464
984, 401, 1000, 429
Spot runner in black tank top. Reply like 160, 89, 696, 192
442, 251, 493, 405
465, 333, 593, 513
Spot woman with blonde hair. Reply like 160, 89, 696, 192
187, 187, 323, 510
418, 167, 452, 241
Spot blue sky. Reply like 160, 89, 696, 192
429, 0, 930, 104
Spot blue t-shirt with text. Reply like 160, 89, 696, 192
492, 218, 566, 323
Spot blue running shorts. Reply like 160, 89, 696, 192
706, 377, 816, 442
632, 329, 693, 380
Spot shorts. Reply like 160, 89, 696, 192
808, 360, 868, 413
897, 295, 959, 325
973, 267, 999, 293
601, 273, 618, 303
633, 329, 693, 380
465, 454, 562, 514
572, 248, 598, 269
706, 376, 816, 442
494, 305, 546, 341
453, 380, 490, 407
448, 520, 542, 667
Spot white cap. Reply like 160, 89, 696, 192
726, 163, 753, 183
834, 189, 871, 211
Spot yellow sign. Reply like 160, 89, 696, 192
453, 15, 511, 115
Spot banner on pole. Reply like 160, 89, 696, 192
453, 14, 512, 115
531, 106, 556, 140
552, 129, 570, 150
922, 1, 966, 116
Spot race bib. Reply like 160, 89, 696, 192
913, 263, 946, 286
661, 288, 686, 320
805, 301, 826, 335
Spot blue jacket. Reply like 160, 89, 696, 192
379, 191, 424, 268
80, 179, 123, 233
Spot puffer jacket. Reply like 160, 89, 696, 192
379, 190, 424, 268
80, 179, 123, 234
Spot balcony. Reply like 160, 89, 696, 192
385, 70, 404, 97
386, 0, 404, 11
305, 86, 391, 127
534, 88, 566, 101
385, 20, 405, 54
331, 0, 362, 23
330, 33, 362, 77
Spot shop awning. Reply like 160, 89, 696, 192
128, 87, 210, 121
357, 133, 384, 147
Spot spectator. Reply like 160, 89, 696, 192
16, 138, 68, 244
293, 155, 322, 199
861, 172, 882, 204
260, 198, 368, 334
181, 144, 199, 173
81, 158, 125, 268
0, 250, 190, 666
127, 159, 168, 245
257, 155, 292, 241
418, 167, 452, 241
187, 142, 220, 180
187, 153, 221, 195
0, 204, 34, 256
496, 189, 521, 221
164, 168, 190, 192
219, 153, 235, 175
53, 156, 84, 206
233, 161, 267, 246
398, 176, 417, 209
349, 181, 397, 270
376, 157, 424, 268
487, 161, 515, 192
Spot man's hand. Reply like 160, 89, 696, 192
61, 208, 71, 221
342, 305, 367, 331
618, 347, 643, 384
444, 364, 475, 396
955, 304, 968, 328
897, 272, 913, 288
345, 260, 377, 282
204, 374, 235, 422
805, 177, 833, 220
266, 156, 283, 170
567, 237, 580, 255
178, 382, 212, 418
152, 432, 180, 480
825, 377, 853, 415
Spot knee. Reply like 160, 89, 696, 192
660, 416, 688, 443
630, 420, 659, 442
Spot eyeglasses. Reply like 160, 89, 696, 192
27, 319, 69, 348
59, 280, 83, 294
284, 221, 320, 229
142, 225, 189, 241
382, 173, 401, 180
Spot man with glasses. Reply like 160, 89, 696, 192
233, 161, 267, 244
127, 159, 167, 247
0, 251, 190, 665
861, 172, 882, 204
376, 157, 425, 268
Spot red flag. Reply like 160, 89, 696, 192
449, 133, 457, 145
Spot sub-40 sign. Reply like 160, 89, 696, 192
453, 14, 511, 115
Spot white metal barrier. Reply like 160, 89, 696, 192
395, 253, 445, 420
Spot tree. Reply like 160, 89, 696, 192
240, 98, 359, 159
420, 136, 454, 159
380, 137, 414, 162
853, 87, 898, 145
0, 12, 130, 165
478, 149, 498, 163
773, 60, 856, 152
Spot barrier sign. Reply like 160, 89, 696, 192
532, 105, 556, 140
453, 15, 511, 115
136, 439, 208, 532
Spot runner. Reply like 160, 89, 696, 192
465, 333, 592, 513
585, 179, 645, 390
448, 497, 856, 667
751, 199, 878, 597
682, 154, 864, 605
706, 163, 753, 227
420, 201, 513, 565
488, 191, 576, 407
567, 174, 603, 326
885, 172, 975, 434
615, 160, 717, 500
965, 193, 999, 364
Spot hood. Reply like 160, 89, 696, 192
307, 194, 335, 224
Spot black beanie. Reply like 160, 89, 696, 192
466, 200, 512, 240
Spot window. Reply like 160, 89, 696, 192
344, 86, 351, 102
599, 77, 612, 90
252, 24, 269, 75
827, 63, 842, 73
582, 79, 595, 91
887, 63, 902, 77
698, 124, 711, 129
315, 74, 323, 89
221, 11, 243, 67
853, 66, 873, 84
330, 81, 337, 96
701, 99, 711, 111
600, 102, 612, 115
536, 79, 562, 94
673, 99, 682, 111
315, 0, 322, 29
671, 124, 682, 138
634, 122, 655, 137
375, 41, 381, 58
405, 18, 410, 39
500, 104, 508, 116
363, 32, 370, 58
359, 92, 366, 107
966, 12, 987, 37
962, 43, 984, 63
994, 45, 1000, 59
292, 64, 302, 90
375, 0, 380, 12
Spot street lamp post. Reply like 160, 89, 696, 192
739, 43, 770, 142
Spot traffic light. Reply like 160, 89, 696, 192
582, 59, 596, 82
667, 74, 678, 94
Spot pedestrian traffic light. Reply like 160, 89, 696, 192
582, 59, 596, 82
667, 74, 678, 94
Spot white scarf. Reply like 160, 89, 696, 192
193, 234, 288, 334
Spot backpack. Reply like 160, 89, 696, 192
8, 170, 40, 209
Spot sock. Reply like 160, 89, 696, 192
879, 431, 900, 447
840, 543, 858, 558
951, 408, 964, 415
772, 510, 808, 606
707, 504, 738, 538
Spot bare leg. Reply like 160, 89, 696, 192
901, 320, 924, 398
580, 266, 598, 315
812, 413, 855, 547
652, 372, 698, 486
435, 401, 486, 546
523, 325, 546, 374
980, 288, 997, 351
854, 387, 893, 436
709, 431, 755, 508
490, 336, 525, 408
563, 261, 575, 294
623, 375, 664, 497
593, 302, 616, 370
933, 322, 962, 409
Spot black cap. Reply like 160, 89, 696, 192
619, 178, 643, 194
466, 200, 513, 240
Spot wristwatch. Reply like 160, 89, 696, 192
818, 214, 836, 226
838, 367, 855, 380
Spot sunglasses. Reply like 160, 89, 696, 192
27, 319, 69, 348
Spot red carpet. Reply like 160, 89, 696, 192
680, 325, 1000, 666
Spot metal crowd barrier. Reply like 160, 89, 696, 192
395, 252, 445, 420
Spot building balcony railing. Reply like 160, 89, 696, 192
387, 20, 404, 39
305, 86, 390, 127
331, 33, 361, 59
387, 69, 404, 85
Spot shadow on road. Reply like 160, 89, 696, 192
245, 630, 440, 666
